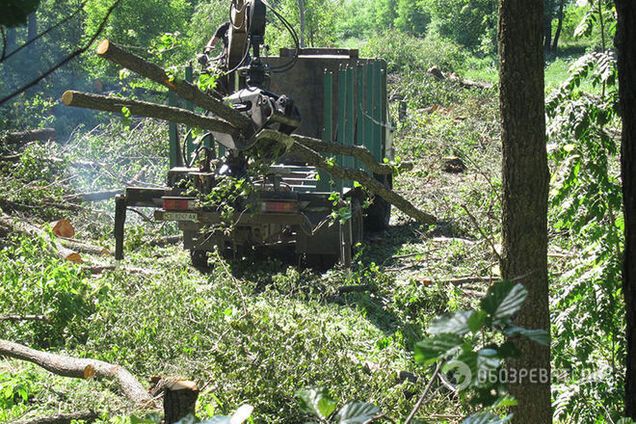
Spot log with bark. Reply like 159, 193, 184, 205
63, 189, 123, 203
1, 128, 56, 145
14, 411, 98, 424
0, 213, 82, 263
257, 130, 436, 225
427, 66, 493, 90
95, 40, 253, 133
62, 91, 238, 137
0, 339, 155, 407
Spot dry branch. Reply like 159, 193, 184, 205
427, 66, 494, 90
95, 40, 253, 132
293, 134, 413, 175
62, 91, 238, 137
256, 130, 437, 225
0, 339, 154, 407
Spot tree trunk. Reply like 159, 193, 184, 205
615, 0, 636, 418
62, 90, 239, 138
27, 12, 37, 42
543, 14, 552, 51
5, 27, 17, 54
0, 339, 154, 406
95, 40, 253, 133
297, 0, 306, 48
163, 380, 199, 424
498, 0, 551, 422
552, 0, 565, 54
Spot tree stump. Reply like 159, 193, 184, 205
163, 380, 199, 424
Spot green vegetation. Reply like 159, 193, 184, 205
0, 0, 630, 423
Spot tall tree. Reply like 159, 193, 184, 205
615, 0, 636, 419
551, 0, 565, 53
498, 0, 551, 422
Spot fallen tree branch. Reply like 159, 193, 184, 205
0, 315, 48, 322
62, 91, 239, 137
0, 128, 56, 145
256, 130, 436, 225
95, 40, 253, 133
0, 339, 155, 407
58, 237, 110, 256
428, 66, 494, 90
64, 189, 122, 203
0, 213, 82, 263
14, 411, 98, 424
293, 134, 413, 175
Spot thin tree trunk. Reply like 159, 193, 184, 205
544, 15, 552, 51
498, 0, 551, 422
5, 27, 16, 54
62, 90, 239, 138
0, 339, 154, 406
95, 40, 252, 133
27, 12, 37, 42
297, 0, 306, 48
615, 0, 636, 418
552, 0, 565, 54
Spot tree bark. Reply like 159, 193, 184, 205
62, 90, 239, 137
552, 0, 565, 54
0, 339, 154, 407
163, 380, 199, 424
14, 411, 98, 424
615, 0, 636, 418
293, 134, 412, 175
27, 12, 37, 42
1, 128, 56, 145
256, 130, 437, 225
95, 40, 253, 133
5, 27, 17, 54
0, 213, 82, 263
498, 0, 551, 422
298, 0, 306, 48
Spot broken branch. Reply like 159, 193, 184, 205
0, 339, 155, 407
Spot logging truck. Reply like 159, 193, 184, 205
62, 0, 436, 268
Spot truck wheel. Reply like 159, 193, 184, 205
190, 250, 208, 268
364, 175, 392, 232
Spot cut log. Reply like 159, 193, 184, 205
62, 91, 239, 138
0, 339, 155, 407
427, 66, 493, 90
14, 411, 98, 424
163, 380, 199, 424
58, 237, 110, 256
293, 134, 413, 175
0, 213, 82, 263
95, 40, 253, 133
1, 128, 56, 145
63, 190, 123, 203
50, 219, 75, 238
256, 130, 437, 225
148, 235, 182, 247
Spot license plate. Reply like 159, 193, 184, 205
163, 212, 198, 222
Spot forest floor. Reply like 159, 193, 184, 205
0, 57, 579, 423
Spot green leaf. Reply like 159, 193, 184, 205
414, 334, 463, 364
480, 281, 527, 322
504, 326, 550, 346
429, 310, 473, 336
297, 388, 338, 420
462, 412, 512, 424
334, 401, 380, 423
468, 310, 487, 333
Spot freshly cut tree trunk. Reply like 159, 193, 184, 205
498, 0, 551, 422
95, 40, 253, 133
63, 190, 123, 203
62, 91, 238, 137
0, 339, 154, 407
0, 213, 82, 263
615, 0, 636, 418
257, 130, 436, 225
50, 219, 76, 238
163, 380, 199, 424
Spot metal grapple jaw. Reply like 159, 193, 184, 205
211, 87, 301, 153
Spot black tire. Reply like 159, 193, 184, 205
364, 175, 392, 232
190, 249, 208, 268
